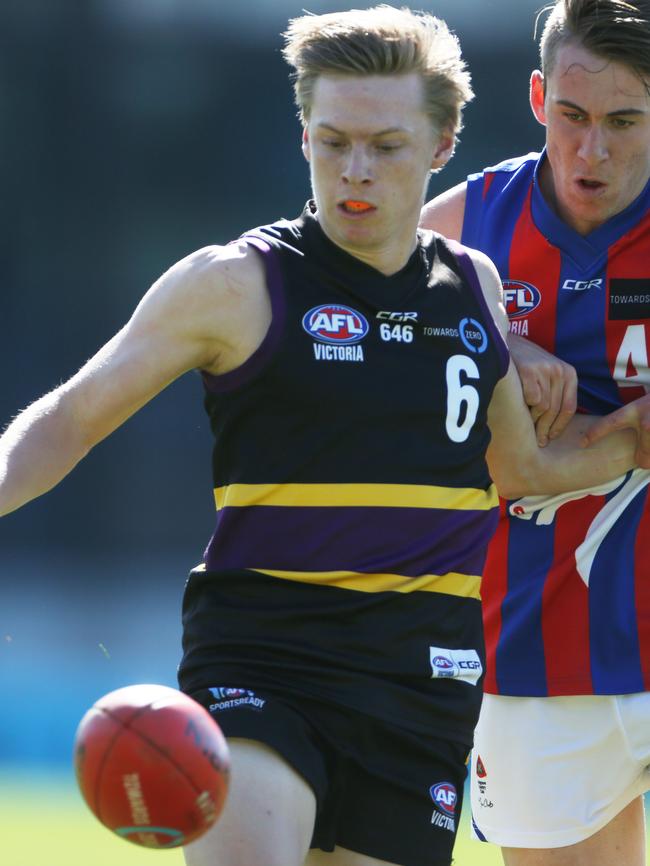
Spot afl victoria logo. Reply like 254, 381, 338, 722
302, 304, 369, 344
430, 782, 457, 816
502, 280, 541, 318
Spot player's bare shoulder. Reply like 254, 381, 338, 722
419, 181, 467, 241
137, 240, 271, 376
464, 246, 508, 338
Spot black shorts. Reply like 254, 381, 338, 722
179, 569, 484, 745
189, 683, 469, 866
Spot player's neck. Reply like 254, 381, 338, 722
339, 241, 417, 276
538, 159, 559, 217
319, 222, 418, 276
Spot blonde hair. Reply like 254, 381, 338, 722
282, 5, 473, 139
537, 0, 650, 90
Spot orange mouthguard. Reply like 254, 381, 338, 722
344, 200, 373, 212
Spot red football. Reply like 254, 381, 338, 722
73, 683, 230, 848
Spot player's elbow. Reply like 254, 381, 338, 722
489, 469, 531, 501
487, 447, 544, 500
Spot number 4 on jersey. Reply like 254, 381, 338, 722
614, 324, 650, 393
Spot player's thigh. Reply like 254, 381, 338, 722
501, 795, 646, 866
306, 846, 399, 866
183, 738, 317, 866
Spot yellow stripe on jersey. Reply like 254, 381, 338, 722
258, 569, 481, 599
214, 482, 497, 512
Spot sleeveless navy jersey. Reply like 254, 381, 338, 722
179, 202, 508, 742
463, 151, 650, 697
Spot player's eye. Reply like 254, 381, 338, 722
610, 118, 634, 129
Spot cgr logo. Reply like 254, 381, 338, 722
377, 311, 418, 322
502, 280, 541, 319
430, 782, 457, 816
563, 278, 602, 292
429, 646, 483, 685
303, 304, 369, 344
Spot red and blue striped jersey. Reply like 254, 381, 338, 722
462, 151, 650, 696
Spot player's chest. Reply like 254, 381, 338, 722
503, 239, 649, 374
269, 283, 503, 421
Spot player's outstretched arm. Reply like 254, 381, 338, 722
581, 395, 650, 470
0, 242, 268, 517
469, 251, 638, 498
488, 365, 637, 499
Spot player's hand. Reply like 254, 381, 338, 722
581, 394, 650, 469
507, 332, 577, 446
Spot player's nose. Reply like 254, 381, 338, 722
341, 145, 373, 184
577, 124, 608, 164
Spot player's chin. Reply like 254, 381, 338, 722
330, 212, 375, 237
565, 189, 613, 224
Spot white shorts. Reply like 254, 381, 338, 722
470, 692, 650, 848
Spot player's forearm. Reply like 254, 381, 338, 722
0, 389, 91, 516
490, 415, 637, 499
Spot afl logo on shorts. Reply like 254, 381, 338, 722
502, 280, 541, 319
431, 654, 457, 678
302, 304, 369, 344
430, 782, 457, 816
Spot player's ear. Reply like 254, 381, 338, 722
530, 70, 547, 126
302, 128, 311, 163
431, 128, 455, 171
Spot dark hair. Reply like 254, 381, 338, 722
537, 0, 650, 91
282, 4, 473, 140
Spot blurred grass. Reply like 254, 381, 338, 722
0, 770, 513, 866
0, 771, 183, 866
